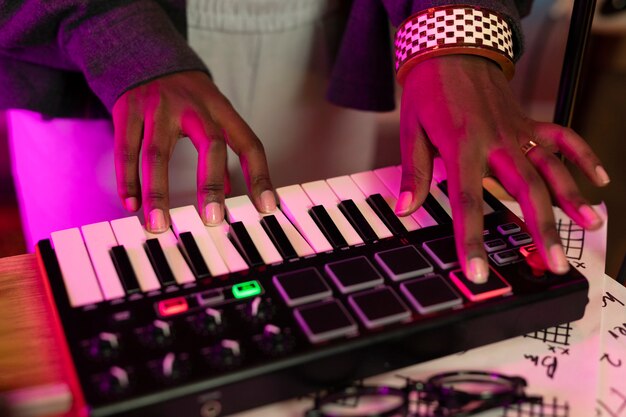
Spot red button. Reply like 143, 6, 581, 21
519, 244, 547, 277
525, 252, 548, 277
157, 297, 189, 317
519, 243, 537, 258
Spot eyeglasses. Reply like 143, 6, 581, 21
305, 370, 550, 417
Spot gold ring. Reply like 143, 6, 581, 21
520, 140, 539, 156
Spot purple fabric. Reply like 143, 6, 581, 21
0, 0, 532, 118
0, 0, 208, 117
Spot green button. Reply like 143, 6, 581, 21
232, 280, 262, 299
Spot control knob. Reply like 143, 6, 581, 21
136, 319, 174, 349
241, 296, 275, 325
83, 332, 120, 361
149, 352, 191, 383
257, 324, 295, 356
94, 366, 131, 397
205, 339, 243, 370
187, 308, 226, 337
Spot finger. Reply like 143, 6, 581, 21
526, 145, 603, 230
212, 100, 275, 213
534, 122, 610, 186
141, 112, 174, 233
223, 146, 232, 196
445, 145, 489, 284
181, 110, 227, 226
396, 115, 434, 216
489, 149, 570, 275
112, 95, 143, 212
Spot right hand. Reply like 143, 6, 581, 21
112, 70, 276, 233
395, 55, 608, 283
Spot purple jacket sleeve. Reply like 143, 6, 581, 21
0, 0, 208, 112
327, 0, 533, 112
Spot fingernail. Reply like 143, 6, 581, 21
124, 197, 139, 212
549, 244, 570, 274
260, 190, 277, 213
149, 209, 167, 232
395, 191, 412, 215
595, 165, 610, 185
467, 257, 489, 284
579, 205, 602, 229
204, 202, 223, 225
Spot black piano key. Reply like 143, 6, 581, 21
438, 180, 501, 215
110, 245, 141, 294
423, 193, 452, 225
436, 180, 449, 195
178, 231, 211, 279
308, 205, 348, 249
483, 188, 507, 212
337, 199, 378, 243
145, 238, 176, 287
366, 193, 408, 236
260, 215, 298, 260
229, 221, 264, 267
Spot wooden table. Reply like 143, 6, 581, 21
0, 254, 75, 417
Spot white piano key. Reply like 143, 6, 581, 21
225, 195, 283, 265
482, 200, 495, 215
410, 161, 493, 215
432, 157, 447, 183
81, 222, 125, 300
374, 166, 438, 227
110, 217, 161, 292
430, 181, 493, 217
204, 221, 249, 273
301, 180, 364, 246
325, 175, 392, 239
275, 185, 333, 253
261, 209, 314, 257
144, 228, 196, 284
429, 180, 453, 219
350, 171, 420, 232
169, 206, 230, 276
51, 228, 103, 307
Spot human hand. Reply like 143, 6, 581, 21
395, 55, 610, 283
112, 71, 276, 233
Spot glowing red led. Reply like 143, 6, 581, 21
157, 297, 188, 317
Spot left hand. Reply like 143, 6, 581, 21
112, 71, 276, 233
395, 54, 609, 283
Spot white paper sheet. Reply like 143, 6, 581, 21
235, 203, 624, 417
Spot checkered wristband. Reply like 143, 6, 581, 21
394, 5, 515, 84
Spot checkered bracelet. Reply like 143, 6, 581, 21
394, 5, 515, 84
